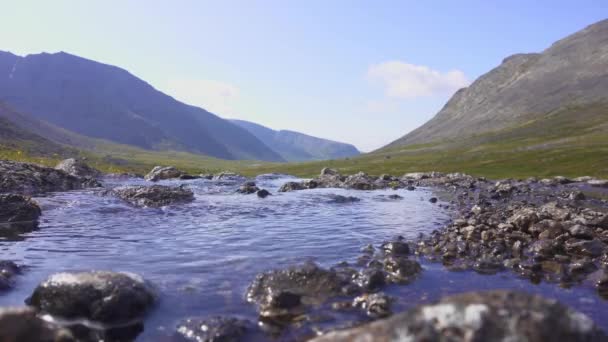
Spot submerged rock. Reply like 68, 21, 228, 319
327, 194, 360, 203
112, 185, 194, 208
176, 316, 258, 342
55, 158, 102, 179
311, 291, 607, 342
0, 261, 21, 291
144, 166, 184, 182
0, 160, 101, 195
27, 271, 156, 325
278, 181, 308, 192
352, 292, 392, 318
0, 307, 75, 342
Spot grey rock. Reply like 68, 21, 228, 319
176, 316, 257, 342
55, 158, 101, 178
0, 307, 75, 342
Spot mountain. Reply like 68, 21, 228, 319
385, 19, 608, 149
231, 119, 360, 161
0, 51, 284, 162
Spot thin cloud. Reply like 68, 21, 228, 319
165, 79, 240, 115
368, 61, 469, 98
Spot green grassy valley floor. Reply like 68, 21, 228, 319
2, 104, 607, 180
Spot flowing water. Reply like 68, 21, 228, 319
0, 175, 606, 339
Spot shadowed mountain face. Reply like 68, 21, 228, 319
231, 119, 360, 161
385, 19, 608, 149
0, 51, 284, 162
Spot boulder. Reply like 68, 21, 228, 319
0, 307, 74, 342
0, 160, 101, 195
112, 185, 194, 208
278, 181, 308, 192
310, 291, 606, 342
327, 194, 360, 203
352, 293, 392, 318
55, 158, 101, 178
320, 168, 339, 176
0, 194, 41, 238
144, 166, 184, 182
26, 271, 156, 325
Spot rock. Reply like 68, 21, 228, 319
0, 261, 21, 291
236, 181, 259, 194
55, 158, 101, 178
0, 307, 75, 342
508, 207, 540, 231
382, 241, 410, 256
113, 185, 194, 208
26, 271, 156, 325
144, 166, 184, 182
383, 256, 422, 283
429, 197, 438, 203
176, 316, 257, 342
569, 191, 586, 201
588, 179, 608, 188
199, 174, 214, 180
472, 258, 504, 275
597, 275, 608, 298
344, 172, 375, 190
566, 239, 606, 258
327, 194, 360, 203
257, 189, 271, 198
310, 291, 607, 342
352, 293, 392, 318
0, 160, 101, 195
179, 174, 200, 180
212, 172, 245, 181
354, 268, 386, 291
387, 194, 403, 200
320, 168, 339, 176
246, 262, 351, 317
569, 225, 595, 240
278, 181, 308, 192
0, 194, 41, 223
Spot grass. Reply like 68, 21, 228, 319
2, 103, 608, 180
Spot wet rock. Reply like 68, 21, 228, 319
113, 185, 194, 208
0, 194, 41, 223
246, 262, 351, 317
236, 181, 259, 194
429, 197, 438, 203
257, 189, 271, 198
508, 207, 541, 231
472, 258, 504, 275
0, 261, 21, 291
176, 316, 257, 342
144, 166, 184, 182
0, 160, 101, 195
0, 307, 75, 342
179, 174, 200, 180
27, 271, 156, 325
352, 293, 392, 318
344, 172, 375, 190
55, 158, 101, 179
327, 194, 360, 204
311, 291, 607, 342
597, 275, 608, 298
278, 181, 308, 192
381, 241, 410, 256
569, 224, 594, 240
383, 256, 422, 283
199, 174, 214, 180
387, 194, 403, 200
569, 191, 586, 201
353, 268, 386, 291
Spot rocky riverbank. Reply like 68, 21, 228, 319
1, 161, 607, 341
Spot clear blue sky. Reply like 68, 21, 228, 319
1, 1, 606, 151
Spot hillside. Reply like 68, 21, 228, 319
385, 19, 608, 148
0, 51, 284, 162
231, 119, 360, 161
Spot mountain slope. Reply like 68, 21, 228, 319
385, 19, 608, 148
231, 119, 360, 161
0, 51, 284, 162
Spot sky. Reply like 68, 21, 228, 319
1, 1, 606, 151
